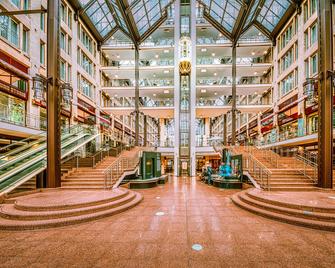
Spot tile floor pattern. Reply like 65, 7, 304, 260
0, 176, 334, 268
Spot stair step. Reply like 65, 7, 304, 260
238, 192, 335, 222
0, 191, 136, 220
0, 192, 142, 230
231, 194, 335, 231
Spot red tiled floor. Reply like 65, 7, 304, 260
0, 176, 334, 268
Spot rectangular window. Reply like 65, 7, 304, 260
22, 29, 28, 53
40, 42, 45, 65
303, 3, 308, 22
80, 50, 93, 76
304, 31, 309, 50
310, 0, 317, 15
60, 60, 66, 81
280, 72, 295, 96
67, 65, 72, 82
40, 13, 45, 31
68, 10, 72, 29
310, 24, 317, 45
80, 77, 93, 99
60, 31, 66, 50
0, 16, 20, 47
305, 60, 309, 78
311, 54, 318, 75
60, 3, 66, 23
67, 38, 72, 55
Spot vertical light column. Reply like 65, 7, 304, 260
318, 0, 333, 188
159, 118, 165, 146
189, 0, 197, 176
135, 45, 140, 146
173, 0, 180, 176
47, 0, 61, 188
231, 46, 237, 145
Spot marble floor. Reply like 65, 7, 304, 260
0, 176, 334, 268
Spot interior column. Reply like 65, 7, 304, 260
231, 45, 237, 145
134, 45, 140, 146
318, 0, 333, 188
47, 0, 61, 188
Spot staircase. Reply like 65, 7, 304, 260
61, 147, 140, 189
231, 146, 317, 191
231, 188, 335, 231
0, 188, 142, 230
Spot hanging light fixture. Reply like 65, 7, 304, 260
61, 82, 73, 110
32, 76, 46, 101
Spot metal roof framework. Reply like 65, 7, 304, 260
68, 0, 174, 45
199, 0, 301, 44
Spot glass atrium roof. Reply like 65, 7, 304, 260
77, 0, 173, 41
76, 0, 295, 43
201, 0, 295, 39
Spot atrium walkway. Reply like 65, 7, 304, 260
0, 177, 334, 267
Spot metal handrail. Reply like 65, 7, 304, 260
104, 153, 139, 189
295, 154, 318, 183
246, 153, 272, 190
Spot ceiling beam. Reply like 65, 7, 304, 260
232, 0, 257, 45
0, 9, 46, 15
116, 0, 140, 43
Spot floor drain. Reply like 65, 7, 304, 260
192, 244, 203, 251
155, 211, 165, 216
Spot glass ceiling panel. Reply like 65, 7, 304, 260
204, 0, 242, 33
256, 0, 291, 32
83, 0, 117, 37
130, 0, 173, 36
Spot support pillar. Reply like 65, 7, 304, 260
189, 0, 197, 176
231, 45, 237, 145
223, 114, 227, 146
134, 45, 140, 146
143, 115, 147, 147
47, 0, 61, 188
318, 0, 333, 188
173, 0, 180, 176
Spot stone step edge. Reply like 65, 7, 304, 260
0, 192, 143, 231
14, 189, 129, 212
246, 190, 335, 213
239, 192, 335, 222
231, 194, 335, 232
0, 191, 136, 221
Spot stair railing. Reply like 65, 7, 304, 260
104, 154, 140, 189
244, 153, 272, 190
294, 154, 318, 183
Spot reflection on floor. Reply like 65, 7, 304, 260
0, 176, 334, 267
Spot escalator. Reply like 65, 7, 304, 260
0, 124, 99, 195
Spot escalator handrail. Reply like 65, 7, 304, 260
0, 132, 92, 183
0, 125, 90, 168
0, 132, 99, 195
0, 131, 45, 154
